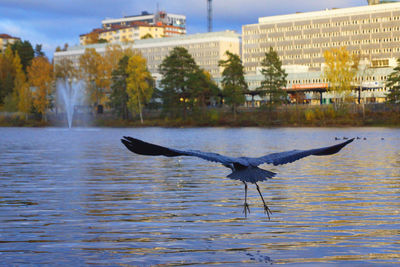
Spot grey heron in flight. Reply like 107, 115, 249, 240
121, 136, 354, 219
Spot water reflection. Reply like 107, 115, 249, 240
0, 127, 399, 265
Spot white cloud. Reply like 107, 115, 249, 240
0, 20, 24, 36
0, 19, 72, 57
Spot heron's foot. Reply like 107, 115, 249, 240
263, 204, 272, 220
243, 202, 250, 217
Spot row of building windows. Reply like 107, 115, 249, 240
244, 42, 395, 54
188, 42, 219, 48
141, 47, 173, 53
245, 46, 400, 64
139, 43, 219, 53
244, 41, 400, 57
141, 48, 219, 56
244, 27, 399, 45
245, 14, 400, 35
142, 50, 219, 61
165, 27, 185, 33
97, 27, 163, 37
116, 28, 161, 34
197, 60, 219, 66
189, 51, 219, 57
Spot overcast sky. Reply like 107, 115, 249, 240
0, 0, 368, 58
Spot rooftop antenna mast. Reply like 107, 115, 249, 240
207, 0, 212, 32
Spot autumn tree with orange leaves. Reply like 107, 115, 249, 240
13, 52, 32, 119
79, 48, 107, 109
103, 44, 126, 72
27, 56, 54, 121
79, 45, 135, 111
85, 31, 100, 45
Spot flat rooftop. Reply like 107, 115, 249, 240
255, 2, 400, 25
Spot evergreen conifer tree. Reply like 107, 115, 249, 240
385, 58, 400, 103
159, 47, 200, 116
109, 56, 130, 119
218, 51, 247, 119
259, 47, 288, 105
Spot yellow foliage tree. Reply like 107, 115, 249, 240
79, 46, 136, 112
55, 57, 79, 81
103, 44, 136, 71
79, 48, 108, 108
323, 47, 359, 103
85, 31, 100, 45
102, 45, 138, 102
0, 46, 16, 105
126, 54, 153, 123
13, 52, 32, 119
104, 44, 124, 73
55, 57, 80, 95
27, 56, 54, 121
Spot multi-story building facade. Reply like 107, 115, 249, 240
55, 30, 240, 81
102, 11, 186, 35
242, 2, 400, 103
243, 2, 400, 73
80, 11, 186, 46
0, 34, 20, 51
80, 23, 166, 45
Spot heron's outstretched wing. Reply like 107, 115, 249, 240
121, 136, 246, 166
247, 138, 354, 166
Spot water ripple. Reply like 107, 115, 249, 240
0, 127, 399, 265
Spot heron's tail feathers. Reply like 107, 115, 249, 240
227, 167, 276, 183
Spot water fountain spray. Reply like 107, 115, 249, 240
57, 79, 85, 128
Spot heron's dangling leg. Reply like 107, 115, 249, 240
255, 183, 272, 220
243, 181, 250, 216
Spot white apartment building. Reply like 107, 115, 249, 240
242, 2, 400, 103
54, 30, 240, 80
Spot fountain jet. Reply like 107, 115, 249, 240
57, 80, 85, 128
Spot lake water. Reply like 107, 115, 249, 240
0, 127, 399, 266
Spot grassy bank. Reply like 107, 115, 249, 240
1, 104, 399, 128
94, 104, 400, 128
0, 114, 49, 127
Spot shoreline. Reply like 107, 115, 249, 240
1, 117, 399, 128
1, 104, 399, 128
